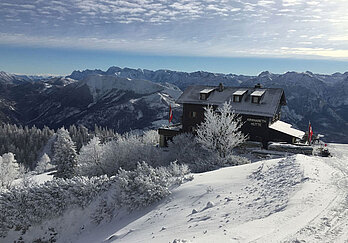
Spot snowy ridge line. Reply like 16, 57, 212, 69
80, 147, 348, 243
74, 157, 307, 243
283, 145, 348, 242
2, 144, 348, 242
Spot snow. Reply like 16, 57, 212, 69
5, 144, 348, 243
250, 90, 265, 96
233, 89, 247, 96
83, 75, 182, 102
12, 171, 54, 186
151, 119, 171, 127
269, 120, 305, 139
200, 88, 215, 94
69, 144, 348, 243
30, 171, 55, 184
84, 75, 164, 100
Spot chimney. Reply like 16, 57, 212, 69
254, 83, 262, 88
218, 83, 224, 92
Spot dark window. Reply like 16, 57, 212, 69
200, 93, 207, 100
190, 111, 197, 118
233, 95, 241, 102
251, 96, 260, 104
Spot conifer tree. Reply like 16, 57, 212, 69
53, 128, 77, 178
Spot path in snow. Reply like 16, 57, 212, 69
286, 144, 348, 242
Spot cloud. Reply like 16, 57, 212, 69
0, 0, 348, 59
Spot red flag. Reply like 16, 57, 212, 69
169, 105, 173, 124
308, 121, 313, 144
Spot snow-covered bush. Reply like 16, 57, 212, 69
35, 153, 54, 174
52, 128, 77, 178
76, 137, 106, 176
0, 161, 191, 238
0, 175, 113, 237
165, 161, 191, 184
167, 133, 199, 163
167, 133, 222, 172
116, 162, 171, 209
224, 154, 251, 166
77, 132, 163, 177
196, 101, 246, 158
142, 130, 159, 145
92, 161, 192, 220
114, 133, 162, 169
0, 152, 23, 188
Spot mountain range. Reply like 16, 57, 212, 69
1, 67, 347, 143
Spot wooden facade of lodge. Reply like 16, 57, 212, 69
159, 83, 305, 148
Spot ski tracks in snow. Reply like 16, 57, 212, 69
286, 144, 348, 243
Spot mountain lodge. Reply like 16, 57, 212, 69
158, 83, 305, 147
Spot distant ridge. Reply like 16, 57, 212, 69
1, 68, 348, 143
68, 67, 348, 143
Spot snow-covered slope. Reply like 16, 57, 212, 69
4, 144, 348, 242
83, 74, 181, 102
74, 144, 347, 243
84, 75, 164, 100
0, 73, 182, 132
0, 71, 57, 84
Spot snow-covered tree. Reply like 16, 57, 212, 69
167, 133, 221, 172
76, 136, 106, 176
142, 130, 159, 145
196, 101, 246, 158
0, 124, 54, 169
35, 153, 53, 174
110, 133, 162, 170
52, 128, 77, 179
0, 152, 22, 188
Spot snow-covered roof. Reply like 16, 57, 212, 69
176, 85, 286, 118
269, 120, 305, 139
251, 90, 265, 97
200, 88, 215, 94
233, 90, 248, 96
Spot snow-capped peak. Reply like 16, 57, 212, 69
82, 74, 175, 101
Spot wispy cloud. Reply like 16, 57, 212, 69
0, 0, 348, 59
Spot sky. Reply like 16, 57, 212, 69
1, 0, 348, 76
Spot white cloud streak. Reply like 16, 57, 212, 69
0, 0, 348, 59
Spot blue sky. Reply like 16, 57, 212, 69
1, 0, 348, 76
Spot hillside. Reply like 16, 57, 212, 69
72, 144, 348, 243
0, 74, 182, 132
5, 144, 348, 242
1, 68, 348, 142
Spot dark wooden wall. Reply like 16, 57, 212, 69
181, 103, 286, 147
268, 129, 294, 144
182, 104, 211, 132
240, 115, 271, 146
